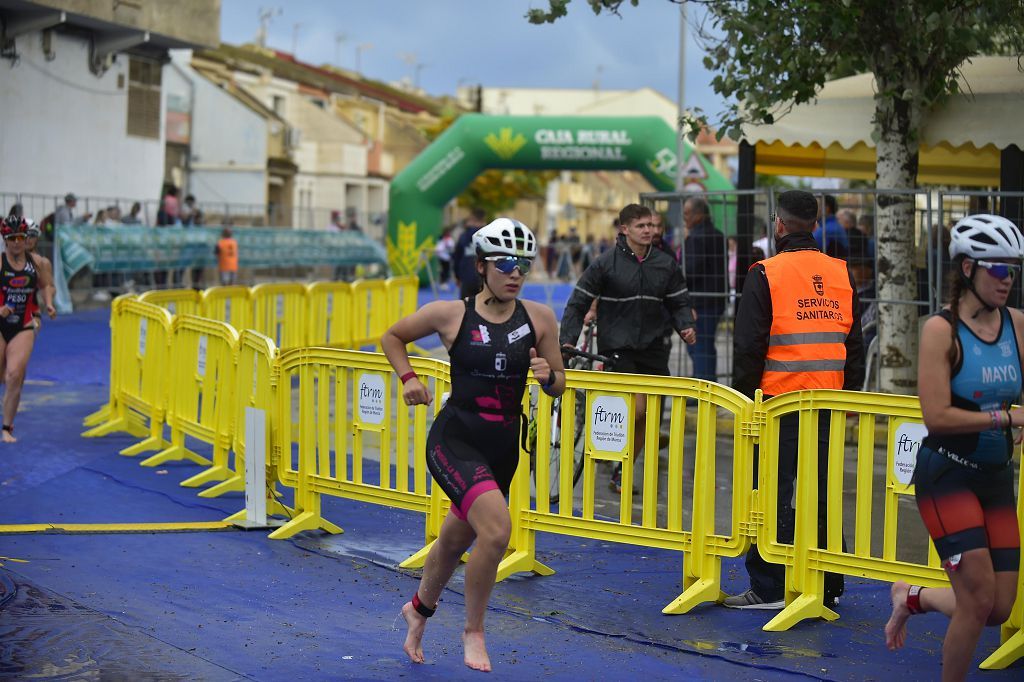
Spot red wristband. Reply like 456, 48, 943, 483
400, 371, 418, 384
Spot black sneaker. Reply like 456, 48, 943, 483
722, 589, 785, 610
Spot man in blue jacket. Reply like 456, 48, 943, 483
813, 194, 849, 259
682, 197, 726, 382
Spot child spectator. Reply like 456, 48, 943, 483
215, 227, 239, 285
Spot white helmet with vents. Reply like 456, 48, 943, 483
949, 214, 1024, 260
472, 218, 538, 258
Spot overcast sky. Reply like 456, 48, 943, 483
219, 0, 728, 120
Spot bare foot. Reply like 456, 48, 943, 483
885, 581, 912, 650
463, 629, 491, 672
1, 430, 15, 444
401, 601, 426, 664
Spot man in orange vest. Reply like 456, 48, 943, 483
215, 227, 239, 286
724, 189, 865, 611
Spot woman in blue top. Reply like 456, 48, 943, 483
383, 218, 564, 673
886, 214, 1023, 680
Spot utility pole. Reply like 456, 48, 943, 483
291, 23, 302, 57
675, 3, 687, 192
399, 52, 418, 89
334, 32, 347, 68
256, 7, 280, 48
355, 42, 372, 74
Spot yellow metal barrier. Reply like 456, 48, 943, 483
386, 276, 419, 324
756, 390, 959, 631
306, 282, 353, 348
138, 288, 203, 317
204, 330, 280, 501
268, 348, 449, 540
349, 279, 388, 350
200, 285, 253, 332
139, 315, 238, 483
982, 465, 1024, 669
82, 294, 138, 430
494, 371, 756, 611
82, 300, 173, 454
251, 283, 309, 350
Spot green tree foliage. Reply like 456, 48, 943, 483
422, 114, 557, 216
529, 0, 1024, 393
529, 1, 1024, 168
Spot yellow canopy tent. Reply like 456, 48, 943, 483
740, 56, 1024, 187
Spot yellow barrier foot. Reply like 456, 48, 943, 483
268, 500, 294, 518
140, 446, 211, 468
82, 405, 113, 427
495, 550, 555, 582
980, 630, 1024, 670
179, 466, 231, 488
119, 436, 168, 457
662, 577, 727, 615
199, 475, 245, 498
762, 593, 838, 632
267, 511, 343, 540
400, 540, 435, 570
82, 416, 147, 439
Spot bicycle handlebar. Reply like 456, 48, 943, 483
561, 345, 616, 368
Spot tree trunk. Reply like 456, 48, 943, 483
874, 85, 922, 394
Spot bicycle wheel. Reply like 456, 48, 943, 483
530, 388, 586, 504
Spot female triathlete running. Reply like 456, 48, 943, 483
0, 216, 56, 442
24, 220, 56, 334
885, 214, 1022, 682
382, 218, 564, 672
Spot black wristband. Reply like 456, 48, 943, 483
412, 592, 435, 618
543, 370, 557, 388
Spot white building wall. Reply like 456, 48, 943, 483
0, 30, 165, 205
167, 52, 267, 208
466, 86, 679, 130
231, 69, 377, 229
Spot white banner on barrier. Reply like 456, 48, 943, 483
356, 372, 386, 425
891, 419, 928, 489
197, 335, 208, 376
138, 318, 147, 356
588, 394, 630, 455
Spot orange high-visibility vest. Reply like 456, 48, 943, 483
758, 249, 854, 395
217, 238, 239, 272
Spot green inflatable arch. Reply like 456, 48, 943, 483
386, 114, 733, 276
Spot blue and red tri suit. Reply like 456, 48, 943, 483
0, 253, 39, 343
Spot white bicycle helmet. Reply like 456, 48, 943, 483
949, 214, 1024, 260
472, 217, 538, 258
25, 219, 39, 237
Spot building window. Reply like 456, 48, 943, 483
127, 57, 162, 139
272, 95, 285, 115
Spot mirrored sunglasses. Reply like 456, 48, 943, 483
975, 259, 1022, 280
4, 234, 26, 242
485, 255, 532, 275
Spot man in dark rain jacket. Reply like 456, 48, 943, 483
560, 203, 697, 492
